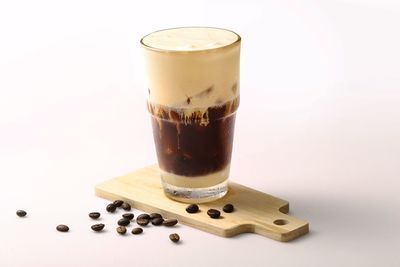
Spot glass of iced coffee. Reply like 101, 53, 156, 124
141, 27, 240, 203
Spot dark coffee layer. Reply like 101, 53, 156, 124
149, 98, 238, 177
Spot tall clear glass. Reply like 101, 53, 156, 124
141, 27, 241, 203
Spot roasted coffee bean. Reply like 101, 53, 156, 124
151, 217, 164, 226
106, 203, 117, 213
16, 210, 27, 217
136, 218, 150, 226
207, 209, 221, 219
186, 204, 199, 214
121, 202, 131, 211
91, 223, 105, 232
56, 224, 69, 232
89, 212, 101, 219
137, 214, 150, 220
122, 213, 134, 220
113, 200, 124, 207
117, 226, 127, 235
149, 213, 162, 220
223, 204, 234, 213
162, 219, 178, 227
169, 233, 180, 243
131, 227, 143, 235
118, 218, 130, 226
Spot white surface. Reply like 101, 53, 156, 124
1, 0, 399, 266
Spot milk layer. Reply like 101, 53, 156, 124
141, 27, 241, 109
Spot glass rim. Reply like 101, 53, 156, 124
140, 26, 241, 54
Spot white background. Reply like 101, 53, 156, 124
1, 0, 399, 266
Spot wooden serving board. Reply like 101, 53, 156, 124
95, 165, 309, 242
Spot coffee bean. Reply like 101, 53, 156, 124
149, 213, 162, 220
136, 218, 150, 226
162, 219, 178, 227
117, 226, 127, 235
113, 200, 124, 207
169, 233, 180, 243
131, 227, 143, 235
121, 202, 131, 211
137, 214, 150, 220
118, 218, 130, 226
151, 217, 164, 226
207, 209, 221, 219
223, 204, 234, 213
122, 213, 134, 220
16, 210, 27, 217
56, 224, 69, 232
89, 212, 101, 219
91, 223, 105, 232
106, 203, 117, 213
186, 204, 199, 214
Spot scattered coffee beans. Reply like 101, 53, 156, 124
56, 224, 69, 232
207, 209, 221, 219
223, 204, 234, 213
89, 212, 101, 219
91, 223, 105, 232
16, 210, 27, 217
106, 203, 117, 213
149, 213, 162, 220
137, 214, 150, 220
121, 202, 131, 211
169, 233, 180, 243
118, 218, 130, 226
116, 226, 126, 235
113, 200, 124, 207
151, 217, 164, 226
186, 204, 199, 214
131, 227, 143, 235
162, 219, 178, 227
136, 218, 150, 226
122, 213, 134, 220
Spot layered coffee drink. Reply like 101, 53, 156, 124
141, 27, 241, 203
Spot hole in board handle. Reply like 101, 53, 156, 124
273, 219, 289, 226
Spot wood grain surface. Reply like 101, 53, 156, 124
95, 165, 309, 242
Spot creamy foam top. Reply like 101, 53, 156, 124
141, 27, 241, 109
141, 27, 239, 51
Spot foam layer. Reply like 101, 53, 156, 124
141, 27, 241, 109
141, 27, 239, 51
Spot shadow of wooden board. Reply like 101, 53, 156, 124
95, 165, 309, 242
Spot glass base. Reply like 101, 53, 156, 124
162, 180, 228, 203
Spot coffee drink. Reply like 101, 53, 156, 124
141, 27, 241, 203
